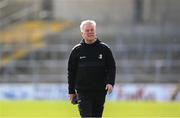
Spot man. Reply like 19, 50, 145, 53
68, 20, 116, 117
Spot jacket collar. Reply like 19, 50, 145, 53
80, 38, 100, 46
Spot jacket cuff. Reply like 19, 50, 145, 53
106, 81, 114, 87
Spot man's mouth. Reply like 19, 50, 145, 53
88, 34, 94, 37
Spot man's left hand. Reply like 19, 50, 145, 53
105, 84, 113, 94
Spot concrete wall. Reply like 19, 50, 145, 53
53, 0, 134, 25
143, 0, 180, 25
53, 0, 180, 25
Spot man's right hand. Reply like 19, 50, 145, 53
69, 94, 76, 101
69, 94, 78, 104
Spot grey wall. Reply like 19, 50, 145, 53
53, 0, 134, 24
143, 0, 180, 25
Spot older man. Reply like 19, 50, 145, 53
68, 20, 116, 117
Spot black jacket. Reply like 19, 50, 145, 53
68, 39, 116, 94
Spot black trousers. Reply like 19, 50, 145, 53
77, 91, 107, 117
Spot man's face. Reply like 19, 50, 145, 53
81, 23, 96, 44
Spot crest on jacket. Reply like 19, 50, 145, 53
98, 54, 103, 59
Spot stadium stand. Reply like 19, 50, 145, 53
0, 21, 71, 68
0, 0, 180, 84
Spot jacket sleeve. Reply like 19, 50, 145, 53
105, 47, 116, 86
68, 48, 78, 94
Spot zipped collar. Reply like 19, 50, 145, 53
80, 38, 100, 46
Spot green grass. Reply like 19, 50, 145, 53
0, 101, 180, 117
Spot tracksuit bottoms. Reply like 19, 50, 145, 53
77, 91, 107, 117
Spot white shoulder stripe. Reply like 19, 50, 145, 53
100, 42, 110, 48
72, 43, 81, 50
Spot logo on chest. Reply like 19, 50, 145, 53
80, 56, 86, 59
79, 54, 103, 60
98, 54, 103, 59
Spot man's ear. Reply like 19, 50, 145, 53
80, 32, 83, 37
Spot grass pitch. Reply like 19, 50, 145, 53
0, 101, 180, 117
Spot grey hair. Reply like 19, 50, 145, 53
80, 20, 96, 32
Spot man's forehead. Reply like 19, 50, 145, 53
84, 23, 95, 28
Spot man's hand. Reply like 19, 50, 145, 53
69, 94, 76, 101
69, 93, 78, 104
105, 84, 113, 94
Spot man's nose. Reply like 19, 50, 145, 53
89, 31, 94, 33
